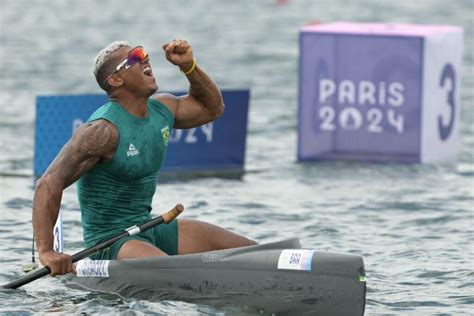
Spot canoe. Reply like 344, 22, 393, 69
67, 238, 366, 315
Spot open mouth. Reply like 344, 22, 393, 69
142, 66, 153, 77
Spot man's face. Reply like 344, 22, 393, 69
112, 46, 158, 96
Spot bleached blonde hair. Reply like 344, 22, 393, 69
92, 41, 130, 92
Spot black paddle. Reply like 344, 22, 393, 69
2, 204, 184, 290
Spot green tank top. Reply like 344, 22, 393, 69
77, 98, 174, 247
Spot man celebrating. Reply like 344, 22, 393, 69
33, 39, 255, 276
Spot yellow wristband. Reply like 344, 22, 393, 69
182, 58, 197, 75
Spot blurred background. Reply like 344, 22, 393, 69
0, 0, 472, 314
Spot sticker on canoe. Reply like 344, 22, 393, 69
277, 249, 315, 271
76, 260, 110, 277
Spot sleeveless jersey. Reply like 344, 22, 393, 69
77, 98, 174, 247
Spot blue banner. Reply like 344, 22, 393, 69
34, 90, 249, 178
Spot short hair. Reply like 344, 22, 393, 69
92, 41, 130, 92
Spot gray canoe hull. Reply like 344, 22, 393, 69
67, 238, 366, 315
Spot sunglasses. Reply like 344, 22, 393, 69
104, 46, 149, 84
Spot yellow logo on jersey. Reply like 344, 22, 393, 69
161, 126, 170, 144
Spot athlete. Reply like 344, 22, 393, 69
32, 39, 256, 276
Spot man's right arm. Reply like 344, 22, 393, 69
32, 119, 118, 276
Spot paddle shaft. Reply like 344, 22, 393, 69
2, 204, 183, 289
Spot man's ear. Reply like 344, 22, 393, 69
107, 75, 123, 88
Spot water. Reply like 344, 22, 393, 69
0, 0, 473, 314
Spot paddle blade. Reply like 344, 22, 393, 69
2, 267, 50, 289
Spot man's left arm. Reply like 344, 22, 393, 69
153, 39, 224, 129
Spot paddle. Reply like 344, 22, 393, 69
2, 204, 184, 290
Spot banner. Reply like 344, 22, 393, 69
298, 22, 462, 163
35, 90, 249, 178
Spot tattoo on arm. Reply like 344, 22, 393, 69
187, 67, 224, 118
48, 120, 118, 187
32, 120, 118, 253
189, 78, 213, 106
154, 67, 224, 129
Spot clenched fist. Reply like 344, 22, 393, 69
162, 39, 194, 73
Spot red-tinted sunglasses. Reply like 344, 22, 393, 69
104, 46, 149, 84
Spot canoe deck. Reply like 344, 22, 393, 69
67, 238, 366, 315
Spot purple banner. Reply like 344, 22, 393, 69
298, 32, 423, 162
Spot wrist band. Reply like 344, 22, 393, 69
182, 58, 197, 75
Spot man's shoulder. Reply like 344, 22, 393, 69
149, 95, 176, 126
150, 93, 177, 113
73, 119, 119, 155
88, 101, 116, 122
76, 119, 117, 139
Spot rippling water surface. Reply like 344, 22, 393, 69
0, 0, 473, 314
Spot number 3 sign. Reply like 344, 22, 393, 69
438, 63, 456, 141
